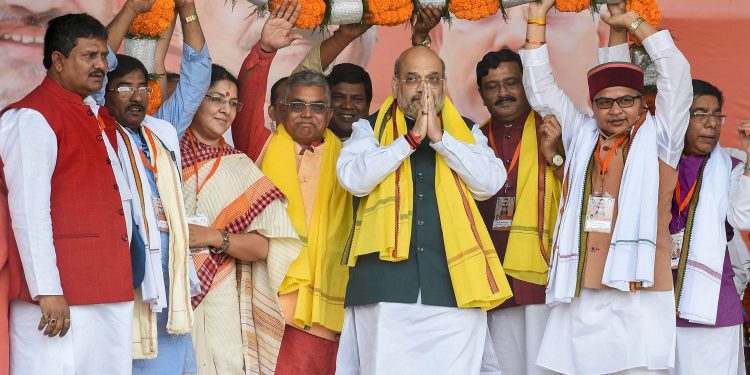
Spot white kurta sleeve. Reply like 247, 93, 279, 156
336, 118, 414, 197
727, 162, 750, 230
430, 125, 506, 201
519, 45, 591, 151
598, 42, 631, 64
0, 108, 62, 299
642, 30, 693, 169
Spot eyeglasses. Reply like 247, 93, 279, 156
691, 111, 726, 125
593, 95, 642, 110
399, 75, 444, 88
285, 101, 328, 114
106, 86, 152, 95
204, 95, 243, 111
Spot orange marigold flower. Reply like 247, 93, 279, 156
365, 0, 414, 26
450, 0, 499, 21
147, 80, 161, 115
271, 0, 326, 29
129, 0, 176, 38
555, 0, 590, 13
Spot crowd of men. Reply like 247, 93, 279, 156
1, 0, 750, 374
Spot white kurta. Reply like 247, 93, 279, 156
0, 100, 134, 375
487, 305, 553, 375
520, 31, 693, 374
336, 297, 488, 375
335, 113, 506, 374
673, 325, 744, 375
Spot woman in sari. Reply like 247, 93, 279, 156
181, 63, 301, 375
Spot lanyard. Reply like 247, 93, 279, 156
187, 131, 224, 210
96, 115, 107, 130
138, 127, 159, 180
487, 121, 522, 176
674, 177, 699, 228
594, 133, 628, 193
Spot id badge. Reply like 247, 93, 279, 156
584, 193, 615, 234
152, 197, 170, 233
670, 230, 684, 270
186, 214, 210, 254
492, 196, 515, 231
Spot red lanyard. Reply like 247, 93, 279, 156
594, 134, 628, 176
187, 131, 224, 197
138, 127, 159, 179
487, 122, 522, 176
675, 178, 698, 214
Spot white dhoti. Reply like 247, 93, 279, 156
487, 304, 553, 375
536, 289, 676, 375
672, 325, 744, 375
336, 297, 487, 375
10, 299, 134, 375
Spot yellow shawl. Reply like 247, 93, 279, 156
485, 112, 562, 285
347, 96, 512, 310
261, 125, 353, 332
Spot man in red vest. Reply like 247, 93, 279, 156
0, 13, 135, 374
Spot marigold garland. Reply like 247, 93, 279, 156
271, 0, 326, 29
554, 0, 590, 13
128, 0, 175, 38
449, 0, 499, 21
554, 0, 661, 28
147, 80, 162, 115
364, 0, 414, 26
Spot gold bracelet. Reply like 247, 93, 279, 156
183, 14, 198, 23
525, 38, 546, 46
527, 18, 546, 26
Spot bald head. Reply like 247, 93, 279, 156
392, 46, 446, 117
394, 46, 445, 78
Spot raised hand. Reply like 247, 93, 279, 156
172, 0, 194, 11
411, 5, 443, 40
259, 0, 303, 53
738, 120, 750, 157
601, 10, 640, 30
528, 0, 556, 17
424, 83, 443, 142
126, 0, 157, 14
332, 23, 372, 45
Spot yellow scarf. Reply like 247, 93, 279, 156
132, 128, 192, 359
261, 125, 353, 332
347, 96, 512, 310
485, 112, 562, 285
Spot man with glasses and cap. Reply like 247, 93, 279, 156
520, 0, 693, 373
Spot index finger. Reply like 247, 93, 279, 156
283, 0, 300, 21
270, 0, 286, 18
427, 6, 443, 19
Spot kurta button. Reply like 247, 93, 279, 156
417, 193, 424, 200
96, 135, 103, 141
505, 159, 511, 164
113, 184, 119, 190
118, 208, 124, 215
417, 246, 424, 252
121, 235, 128, 241
417, 173, 423, 180
504, 133, 511, 139
87, 109, 94, 116
416, 219, 424, 226
106, 158, 112, 165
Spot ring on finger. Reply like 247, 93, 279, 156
64, 317, 71, 323
49, 318, 57, 324
41, 313, 50, 321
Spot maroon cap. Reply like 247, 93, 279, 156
587, 62, 645, 101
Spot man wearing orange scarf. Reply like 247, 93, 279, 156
336, 46, 512, 374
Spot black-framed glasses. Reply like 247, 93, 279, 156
593, 95, 642, 110
285, 101, 328, 114
398, 74, 444, 88
204, 95, 243, 111
106, 86, 152, 95
691, 111, 727, 125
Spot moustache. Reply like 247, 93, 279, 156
89, 70, 105, 78
494, 96, 516, 106
126, 103, 145, 113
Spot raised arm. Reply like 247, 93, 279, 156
153, 0, 212, 137
520, 0, 589, 150
601, 11, 691, 169
106, 0, 156, 51
597, 2, 631, 63
728, 122, 750, 230
232, 0, 301, 159
294, 23, 372, 75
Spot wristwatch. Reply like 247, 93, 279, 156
412, 34, 431, 47
210, 230, 230, 254
548, 154, 564, 170
183, 14, 198, 24
628, 17, 646, 33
